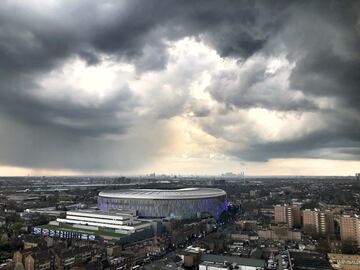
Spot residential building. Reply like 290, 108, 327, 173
328, 253, 360, 270
23, 236, 54, 250
13, 248, 40, 268
303, 209, 334, 236
24, 250, 55, 270
178, 246, 205, 268
54, 246, 96, 270
258, 226, 301, 241
274, 204, 301, 228
340, 215, 360, 245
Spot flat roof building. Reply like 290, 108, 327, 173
303, 209, 334, 236
200, 254, 265, 270
274, 204, 301, 228
328, 253, 360, 270
33, 210, 152, 242
56, 210, 151, 235
340, 215, 360, 246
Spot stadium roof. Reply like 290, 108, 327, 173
99, 188, 226, 200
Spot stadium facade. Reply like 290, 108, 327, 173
98, 188, 228, 219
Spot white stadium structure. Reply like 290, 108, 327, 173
98, 188, 228, 219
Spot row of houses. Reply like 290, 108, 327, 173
13, 245, 101, 270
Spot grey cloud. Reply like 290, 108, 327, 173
0, 0, 359, 171
0, 115, 169, 171
283, 1, 360, 108
195, 0, 360, 162
209, 109, 360, 162
207, 57, 317, 111
290, 51, 360, 107
0, 73, 137, 137
0, 0, 272, 74
230, 132, 360, 162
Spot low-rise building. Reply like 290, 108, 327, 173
200, 254, 265, 270
257, 225, 301, 241
23, 235, 53, 250
24, 250, 55, 270
33, 209, 152, 242
290, 250, 332, 270
54, 246, 97, 270
236, 220, 257, 231
328, 253, 360, 270
258, 207, 274, 218
13, 249, 36, 267
178, 246, 205, 268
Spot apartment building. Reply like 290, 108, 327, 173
340, 215, 360, 245
303, 209, 334, 236
274, 204, 301, 228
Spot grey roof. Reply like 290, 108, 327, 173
99, 188, 226, 200
201, 254, 265, 268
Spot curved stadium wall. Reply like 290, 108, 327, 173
98, 188, 228, 220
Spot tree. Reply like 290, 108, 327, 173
301, 200, 319, 210
342, 239, 358, 254
0, 233, 9, 244
10, 222, 24, 233
317, 239, 331, 254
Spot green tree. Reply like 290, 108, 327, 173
0, 233, 9, 245
10, 222, 24, 233
317, 239, 331, 254
342, 239, 358, 254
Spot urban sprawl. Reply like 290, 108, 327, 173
1, 174, 360, 270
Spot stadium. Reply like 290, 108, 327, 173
98, 188, 228, 220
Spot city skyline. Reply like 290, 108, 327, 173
0, 1, 359, 176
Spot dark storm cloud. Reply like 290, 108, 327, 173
0, 0, 272, 74
0, 114, 168, 171
200, 0, 360, 162
0, 0, 270, 134
219, 108, 360, 162
0, 73, 136, 136
0, 0, 359, 171
291, 51, 360, 107
207, 56, 318, 112
0, 1, 271, 124
231, 130, 360, 162
284, 1, 360, 108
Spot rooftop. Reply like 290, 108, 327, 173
201, 254, 265, 268
99, 188, 226, 200
38, 223, 125, 238
66, 209, 134, 219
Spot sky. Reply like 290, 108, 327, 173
0, 0, 359, 176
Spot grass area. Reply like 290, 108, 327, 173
38, 224, 125, 238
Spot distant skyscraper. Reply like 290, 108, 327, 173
340, 215, 360, 245
274, 204, 301, 228
303, 209, 334, 236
